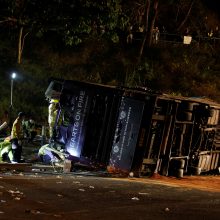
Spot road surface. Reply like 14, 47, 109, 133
0, 171, 219, 220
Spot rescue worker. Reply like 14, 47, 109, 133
38, 144, 64, 164
10, 112, 25, 163
0, 137, 13, 162
48, 99, 59, 139
23, 117, 38, 142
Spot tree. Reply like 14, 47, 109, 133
0, 0, 33, 64
55, 0, 128, 45
0, 0, 129, 64
123, 0, 160, 59
176, 0, 196, 32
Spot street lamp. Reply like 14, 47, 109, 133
10, 72, 17, 107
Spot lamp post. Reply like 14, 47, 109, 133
9, 72, 17, 128
10, 72, 16, 108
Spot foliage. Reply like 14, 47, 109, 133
59, 0, 129, 45
0, 0, 220, 121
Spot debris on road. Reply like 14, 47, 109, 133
78, 188, 85, 192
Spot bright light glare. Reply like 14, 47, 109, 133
66, 143, 81, 157
11, 72, 16, 79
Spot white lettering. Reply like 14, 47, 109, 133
69, 90, 86, 151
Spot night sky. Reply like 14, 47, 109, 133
203, 0, 220, 14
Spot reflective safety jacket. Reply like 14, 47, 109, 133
0, 140, 13, 162
23, 120, 36, 133
48, 102, 58, 125
11, 117, 24, 140
38, 144, 62, 163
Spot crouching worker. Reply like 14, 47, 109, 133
38, 144, 65, 164
10, 112, 25, 163
0, 137, 13, 162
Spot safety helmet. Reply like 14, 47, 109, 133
18, 112, 25, 118
29, 119, 34, 124
50, 99, 59, 104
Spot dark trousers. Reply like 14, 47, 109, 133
11, 138, 22, 162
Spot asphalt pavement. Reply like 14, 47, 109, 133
0, 172, 219, 220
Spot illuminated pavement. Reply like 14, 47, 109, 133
0, 172, 219, 220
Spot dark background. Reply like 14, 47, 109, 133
0, 0, 219, 122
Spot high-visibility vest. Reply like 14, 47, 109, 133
48, 103, 58, 125
50, 99, 59, 103
0, 140, 13, 161
38, 144, 49, 156
11, 118, 23, 140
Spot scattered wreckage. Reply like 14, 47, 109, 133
43, 79, 220, 177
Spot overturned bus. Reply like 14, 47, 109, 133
45, 79, 220, 177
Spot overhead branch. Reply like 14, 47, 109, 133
21, 31, 29, 55
177, 0, 196, 32
139, 0, 150, 60
148, 0, 159, 46
0, 17, 17, 24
